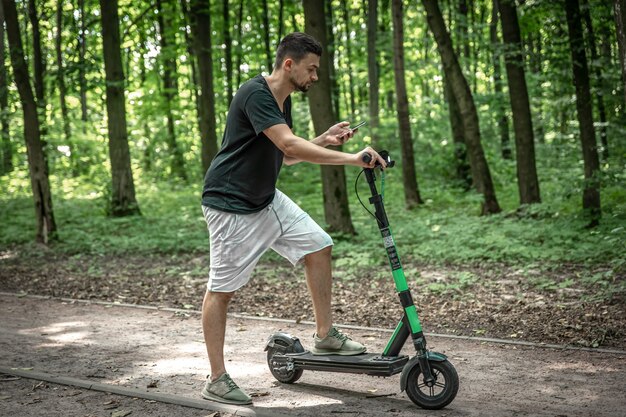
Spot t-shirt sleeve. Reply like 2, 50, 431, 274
244, 90, 288, 135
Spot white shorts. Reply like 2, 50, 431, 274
201, 189, 333, 292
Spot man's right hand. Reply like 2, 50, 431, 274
355, 147, 387, 169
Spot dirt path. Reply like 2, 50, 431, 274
1, 294, 625, 417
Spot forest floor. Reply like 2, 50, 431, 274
1, 248, 624, 349
1, 292, 626, 417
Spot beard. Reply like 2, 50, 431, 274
290, 75, 311, 93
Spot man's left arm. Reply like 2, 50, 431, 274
283, 121, 356, 166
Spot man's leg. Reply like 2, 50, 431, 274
304, 245, 366, 355
202, 289, 234, 380
201, 289, 251, 404
303, 246, 333, 338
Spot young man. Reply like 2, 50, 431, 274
200, 32, 387, 405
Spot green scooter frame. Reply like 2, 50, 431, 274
265, 151, 459, 410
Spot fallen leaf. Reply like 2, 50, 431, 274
147, 380, 159, 388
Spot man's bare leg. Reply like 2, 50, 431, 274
202, 289, 234, 381
304, 246, 333, 338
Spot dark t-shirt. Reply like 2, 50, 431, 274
202, 75, 292, 213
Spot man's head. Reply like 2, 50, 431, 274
274, 32, 322, 92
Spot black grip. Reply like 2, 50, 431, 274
362, 152, 372, 164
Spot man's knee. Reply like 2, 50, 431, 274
304, 245, 332, 262
204, 290, 236, 305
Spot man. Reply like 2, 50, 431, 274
200, 32, 387, 405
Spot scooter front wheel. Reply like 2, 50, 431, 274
405, 359, 459, 409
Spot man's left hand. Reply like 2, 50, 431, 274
325, 121, 356, 147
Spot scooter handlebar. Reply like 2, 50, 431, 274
361, 150, 395, 168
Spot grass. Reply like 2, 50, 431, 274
1, 149, 624, 274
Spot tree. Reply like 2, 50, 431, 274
55, 0, 74, 174
367, 0, 381, 148
190, 0, 219, 173
565, 0, 601, 226
444, 73, 471, 189
0, 3, 12, 175
391, 0, 422, 208
447, 2, 472, 187
77, 0, 88, 129
2, 0, 57, 242
27, 0, 46, 133
303, 0, 355, 235
261, 0, 272, 72
490, 0, 511, 160
498, 0, 541, 206
340, 0, 356, 118
422, 0, 501, 214
223, 0, 233, 105
581, 0, 609, 159
156, 0, 187, 181
324, 1, 341, 120
99, 0, 140, 216
615, 0, 626, 107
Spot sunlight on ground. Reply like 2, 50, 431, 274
546, 361, 618, 373
150, 356, 204, 375
0, 250, 17, 260
21, 321, 91, 347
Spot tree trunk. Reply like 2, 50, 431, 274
565, 0, 601, 226
179, 0, 201, 119
324, 1, 340, 120
498, 0, 541, 206
422, 0, 500, 214
156, 0, 187, 181
55, 0, 74, 175
391, 0, 422, 208
27, 0, 45, 113
27, 0, 48, 163
2, 0, 57, 242
235, 0, 244, 89
78, 0, 88, 128
615, 0, 626, 107
0, 4, 12, 174
457, 0, 471, 70
490, 0, 511, 160
223, 0, 233, 105
277, 0, 284, 42
340, 0, 356, 118
190, 0, 218, 173
303, 0, 355, 235
262, 0, 272, 72
367, 0, 381, 148
444, 73, 471, 190
99, 0, 140, 216
447, 1, 473, 182
581, 0, 609, 159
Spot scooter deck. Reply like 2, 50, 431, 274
279, 351, 409, 377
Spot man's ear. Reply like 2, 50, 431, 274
283, 58, 294, 72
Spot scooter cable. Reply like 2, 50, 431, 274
355, 168, 386, 228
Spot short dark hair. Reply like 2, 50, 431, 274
274, 32, 322, 70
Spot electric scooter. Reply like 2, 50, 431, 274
265, 151, 459, 410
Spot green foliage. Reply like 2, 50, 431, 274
1, 0, 625, 296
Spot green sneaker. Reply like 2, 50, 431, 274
201, 373, 252, 405
310, 326, 366, 356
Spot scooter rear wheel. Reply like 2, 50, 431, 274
405, 359, 459, 409
266, 339, 304, 384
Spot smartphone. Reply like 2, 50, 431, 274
350, 120, 367, 131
